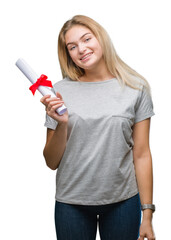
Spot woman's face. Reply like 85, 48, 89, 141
65, 25, 103, 70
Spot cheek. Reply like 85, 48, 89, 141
97, 46, 103, 56
92, 40, 103, 55
69, 52, 78, 63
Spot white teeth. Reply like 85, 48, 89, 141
81, 53, 92, 60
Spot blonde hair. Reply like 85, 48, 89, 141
58, 15, 152, 95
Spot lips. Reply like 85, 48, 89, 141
80, 52, 93, 60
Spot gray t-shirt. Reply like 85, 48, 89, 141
44, 77, 155, 205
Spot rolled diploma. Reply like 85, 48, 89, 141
16, 58, 67, 115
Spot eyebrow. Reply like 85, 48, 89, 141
66, 33, 92, 47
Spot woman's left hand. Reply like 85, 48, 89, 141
138, 219, 155, 240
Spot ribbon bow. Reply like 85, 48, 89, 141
29, 74, 53, 95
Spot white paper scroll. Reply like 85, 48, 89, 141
15, 58, 67, 115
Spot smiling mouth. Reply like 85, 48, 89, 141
80, 52, 93, 61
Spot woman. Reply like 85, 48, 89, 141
41, 15, 155, 240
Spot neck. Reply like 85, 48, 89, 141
79, 58, 115, 82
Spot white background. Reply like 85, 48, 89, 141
0, 0, 170, 239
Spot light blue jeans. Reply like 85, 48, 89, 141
55, 193, 141, 240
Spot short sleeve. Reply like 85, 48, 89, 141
134, 86, 155, 123
44, 113, 58, 130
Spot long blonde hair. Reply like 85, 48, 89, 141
58, 15, 152, 95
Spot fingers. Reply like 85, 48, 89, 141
40, 95, 61, 106
138, 234, 155, 240
40, 95, 51, 105
148, 236, 155, 240
138, 237, 144, 240
40, 92, 66, 121
40, 92, 63, 105
46, 99, 64, 113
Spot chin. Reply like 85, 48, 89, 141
79, 61, 99, 70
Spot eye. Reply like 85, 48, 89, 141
70, 45, 76, 51
85, 38, 91, 42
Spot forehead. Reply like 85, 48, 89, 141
65, 25, 93, 43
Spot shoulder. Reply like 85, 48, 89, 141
53, 77, 69, 88
52, 77, 77, 94
53, 77, 73, 89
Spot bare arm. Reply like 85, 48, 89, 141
40, 92, 69, 170
132, 118, 155, 239
43, 123, 68, 170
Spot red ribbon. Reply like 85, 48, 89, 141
29, 74, 53, 95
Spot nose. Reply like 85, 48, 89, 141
78, 42, 86, 53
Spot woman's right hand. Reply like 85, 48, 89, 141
40, 92, 69, 125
